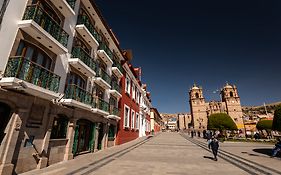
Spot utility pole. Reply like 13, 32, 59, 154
264, 102, 268, 116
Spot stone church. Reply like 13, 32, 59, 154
189, 83, 244, 132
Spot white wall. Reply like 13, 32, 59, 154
0, 0, 28, 73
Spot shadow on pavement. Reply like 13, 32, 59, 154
203, 156, 215, 161
252, 148, 272, 156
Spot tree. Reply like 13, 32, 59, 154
256, 120, 273, 138
256, 120, 273, 131
207, 113, 237, 131
272, 105, 281, 132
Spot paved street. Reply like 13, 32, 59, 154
22, 132, 281, 175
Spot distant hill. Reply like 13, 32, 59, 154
160, 112, 190, 122
242, 101, 281, 115
242, 102, 281, 120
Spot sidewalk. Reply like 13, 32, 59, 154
21, 135, 152, 175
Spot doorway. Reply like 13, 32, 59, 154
0, 102, 11, 145
72, 119, 95, 155
97, 123, 104, 150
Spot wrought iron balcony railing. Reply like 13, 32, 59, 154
71, 47, 96, 72
113, 60, 124, 74
96, 98, 109, 112
110, 106, 120, 116
98, 43, 113, 59
66, 0, 76, 9
64, 84, 94, 106
96, 68, 111, 85
77, 15, 101, 42
4, 56, 60, 92
111, 81, 121, 93
23, 4, 69, 47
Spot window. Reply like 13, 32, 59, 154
95, 84, 105, 99
66, 72, 86, 89
131, 110, 135, 129
136, 90, 139, 104
96, 58, 107, 72
195, 92, 199, 98
51, 115, 69, 139
32, 0, 61, 25
73, 37, 91, 55
16, 40, 53, 70
230, 91, 234, 97
132, 84, 136, 100
125, 76, 131, 94
136, 113, 139, 129
124, 105, 130, 128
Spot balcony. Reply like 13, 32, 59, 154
49, 0, 75, 17
108, 106, 121, 120
95, 69, 111, 89
0, 56, 61, 100
97, 43, 113, 66
19, 4, 69, 54
112, 61, 124, 79
76, 15, 100, 48
61, 84, 94, 111
92, 98, 109, 116
69, 47, 96, 77
67, 0, 77, 9
109, 81, 122, 99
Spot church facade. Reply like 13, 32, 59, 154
189, 83, 244, 132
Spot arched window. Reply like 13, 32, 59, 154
50, 115, 69, 139
16, 40, 53, 70
95, 84, 104, 99
32, 0, 61, 25
96, 58, 107, 71
66, 72, 86, 89
230, 91, 234, 97
79, 9, 95, 26
73, 37, 91, 55
195, 92, 199, 98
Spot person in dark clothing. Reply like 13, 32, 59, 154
272, 139, 281, 157
208, 136, 219, 161
191, 131, 194, 138
203, 130, 207, 139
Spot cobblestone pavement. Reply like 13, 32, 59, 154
21, 132, 281, 175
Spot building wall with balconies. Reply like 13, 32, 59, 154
0, 0, 124, 174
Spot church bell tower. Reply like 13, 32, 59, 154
221, 83, 244, 132
189, 84, 208, 131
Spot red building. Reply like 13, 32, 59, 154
116, 53, 143, 145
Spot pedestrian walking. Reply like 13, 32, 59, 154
208, 136, 219, 161
203, 130, 207, 139
198, 131, 201, 138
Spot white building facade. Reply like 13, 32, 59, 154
0, 0, 124, 174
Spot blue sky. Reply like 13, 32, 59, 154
95, 0, 281, 113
